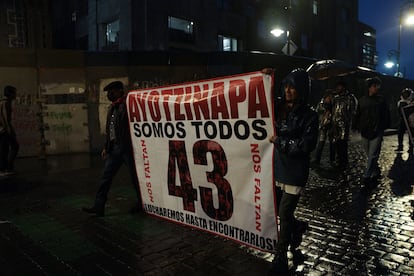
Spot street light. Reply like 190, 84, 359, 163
269, 0, 295, 55
396, 1, 414, 77
385, 49, 400, 76
270, 28, 285, 37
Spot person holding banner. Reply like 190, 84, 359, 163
82, 81, 142, 216
268, 68, 319, 273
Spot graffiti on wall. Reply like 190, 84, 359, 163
12, 93, 41, 157
131, 77, 171, 90
43, 104, 89, 154
47, 111, 73, 135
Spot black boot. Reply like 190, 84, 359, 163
291, 248, 305, 265
290, 220, 308, 249
270, 249, 288, 273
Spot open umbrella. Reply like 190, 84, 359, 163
306, 59, 357, 80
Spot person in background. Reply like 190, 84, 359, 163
396, 88, 414, 152
82, 81, 142, 216
0, 85, 19, 176
330, 81, 358, 169
353, 77, 390, 185
312, 91, 334, 167
267, 68, 319, 273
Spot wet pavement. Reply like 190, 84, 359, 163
0, 134, 413, 275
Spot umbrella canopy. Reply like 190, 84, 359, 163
306, 59, 357, 80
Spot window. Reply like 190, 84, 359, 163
218, 35, 238, 52
168, 16, 194, 43
105, 19, 119, 48
313, 0, 318, 15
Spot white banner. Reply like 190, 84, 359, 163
127, 71, 277, 252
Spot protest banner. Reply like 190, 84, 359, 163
127, 71, 277, 252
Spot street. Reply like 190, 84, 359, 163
0, 134, 413, 275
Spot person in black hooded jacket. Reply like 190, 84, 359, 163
268, 68, 319, 272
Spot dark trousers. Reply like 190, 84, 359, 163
94, 143, 142, 210
397, 122, 407, 147
334, 139, 348, 167
276, 187, 300, 251
314, 140, 335, 163
0, 133, 19, 171
398, 122, 413, 149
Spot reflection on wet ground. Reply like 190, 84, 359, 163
0, 135, 413, 275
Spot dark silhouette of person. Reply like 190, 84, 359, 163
82, 81, 142, 216
0, 85, 19, 176
330, 81, 357, 169
353, 77, 390, 185
396, 88, 414, 152
312, 91, 334, 166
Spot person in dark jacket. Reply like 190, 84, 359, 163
0, 85, 19, 176
354, 77, 390, 184
396, 88, 414, 152
82, 81, 142, 216
268, 68, 319, 272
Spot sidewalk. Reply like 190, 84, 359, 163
1, 135, 413, 275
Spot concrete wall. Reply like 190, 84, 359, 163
1, 49, 413, 157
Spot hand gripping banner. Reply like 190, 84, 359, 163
127, 71, 277, 252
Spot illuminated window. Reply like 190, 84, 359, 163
313, 0, 318, 15
105, 19, 119, 48
218, 35, 238, 51
168, 16, 194, 42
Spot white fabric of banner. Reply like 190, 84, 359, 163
127, 71, 278, 252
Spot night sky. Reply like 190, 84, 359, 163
359, 0, 414, 80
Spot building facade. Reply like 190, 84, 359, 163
0, 0, 52, 49
52, 0, 261, 53
50, 0, 376, 69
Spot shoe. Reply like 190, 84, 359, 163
129, 204, 143, 214
82, 206, 104, 217
291, 220, 309, 249
291, 249, 305, 265
271, 250, 288, 273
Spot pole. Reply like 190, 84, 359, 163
397, 10, 402, 77
287, 0, 292, 55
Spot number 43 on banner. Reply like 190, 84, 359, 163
168, 140, 233, 221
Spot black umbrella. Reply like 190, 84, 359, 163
306, 59, 357, 80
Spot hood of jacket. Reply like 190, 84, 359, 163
281, 68, 311, 105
